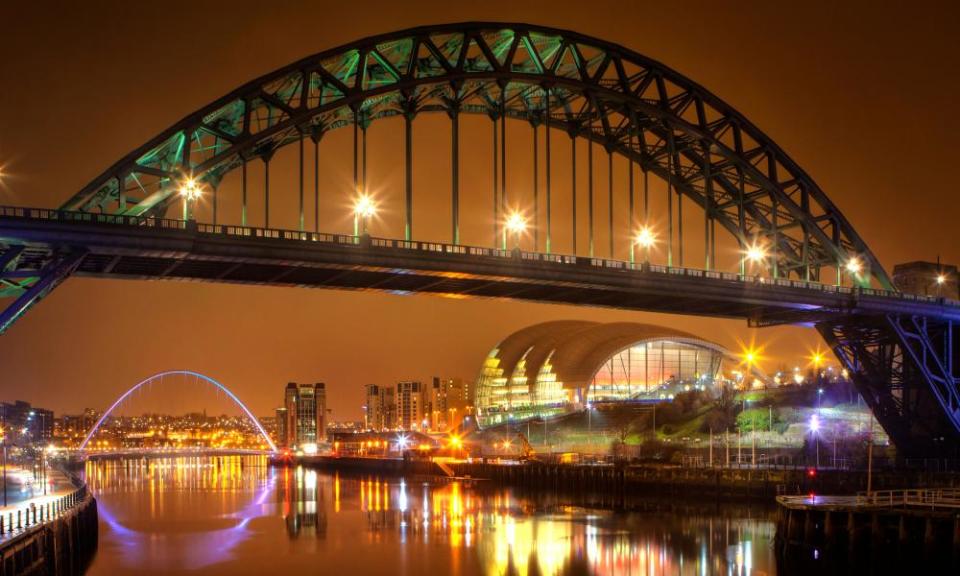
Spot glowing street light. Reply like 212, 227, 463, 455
741, 347, 760, 370
742, 242, 767, 277
353, 194, 376, 235
745, 243, 766, 264
178, 177, 203, 220
810, 351, 826, 369
634, 226, 656, 264
845, 256, 862, 275
809, 414, 821, 468
504, 211, 527, 249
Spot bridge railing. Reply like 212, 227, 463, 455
2, 205, 958, 309
0, 472, 90, 540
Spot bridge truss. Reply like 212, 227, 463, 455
1, 22, 957, 455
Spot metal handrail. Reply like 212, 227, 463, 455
1, 205, 958, 308
778, 488, 960, 510
0, 480, 90, 539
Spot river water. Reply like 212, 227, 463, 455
83, 455, 781, 575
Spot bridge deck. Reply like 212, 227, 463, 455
1, 207, 958, 324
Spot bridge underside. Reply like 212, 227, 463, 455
819, 316, 960, 456
1, 211, 959, 456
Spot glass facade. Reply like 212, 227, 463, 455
476, 337, 724, 428
589, 341, 722, 401
475, 347, 538, 427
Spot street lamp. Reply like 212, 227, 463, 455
809, 414, 821, 468
353, 194, 376, 236
742, 242, 767, 277
634, 227, 656, 264
505, 212, 527, 250
740, 344, 761, 377
844, 256, 862, 284
178, 177, 203, 220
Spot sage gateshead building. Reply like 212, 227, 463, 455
475, 321, 743, 429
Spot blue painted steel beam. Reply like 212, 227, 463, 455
0, 251, 85, 334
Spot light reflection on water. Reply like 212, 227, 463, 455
84, 456, 777, 575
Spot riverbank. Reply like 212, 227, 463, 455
0, 483, 97, 576
275, 454, 960, 501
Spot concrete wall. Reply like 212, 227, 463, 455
0, 494, 98, 576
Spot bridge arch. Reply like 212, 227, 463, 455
79, 370, 277, 452
61, 22, 891, 289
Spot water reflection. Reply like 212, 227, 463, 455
278, 466, 327, 538
85, 456, 778, 575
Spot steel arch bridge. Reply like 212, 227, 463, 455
0, 23, 957, 455
79, 370, 277, 452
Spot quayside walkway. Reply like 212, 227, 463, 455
776, 488, 960, 562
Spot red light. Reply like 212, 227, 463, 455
807, 468, 817, 477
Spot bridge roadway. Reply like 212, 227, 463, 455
1, 206, 958, 326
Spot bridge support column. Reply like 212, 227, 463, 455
570, 130, 577, 255
491, 113, 498, 248
298, 134, 305, 232
0, 251, 86, 335
608, 148, 614, 258
449, 106, 459, 245
500, 89, 507, 250
262, 151, 273, 228
629, 149, 635, 264
312, 127, 323, 233
588, 137, 594, 258
241, 158, 248, 227
402, 101, 416, 242
545, 85, 552, 255
531, 114, 539, 251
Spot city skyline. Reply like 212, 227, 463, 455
2, 0, 958, 423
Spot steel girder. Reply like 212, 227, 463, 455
0, 247, 86, 334
817, 316, 960, 455
59, 22, 891, 290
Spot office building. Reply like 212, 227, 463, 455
427, 377, 473, 431
396, 381, 423, 431
0, 401, 54, 444
274, 407, 288, 448
282, 382, 327, 449
364, 384, 396, 431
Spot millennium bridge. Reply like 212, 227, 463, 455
0, 23, 956, 455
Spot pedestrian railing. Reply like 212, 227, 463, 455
2, 204, 958, 309
0, 477, 90, 539
778, 488, 960, 510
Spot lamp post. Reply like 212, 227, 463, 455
505, 212, 527, 250
744, 242, 767, 277
353, 195, 376, 236
845, 256, 863, 286
809, 414, 821, 468
634, 227, 656, 265
178, 178, 203, 221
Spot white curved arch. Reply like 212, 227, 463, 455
79, 370, 277, 452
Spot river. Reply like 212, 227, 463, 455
83, 455, 781, 575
